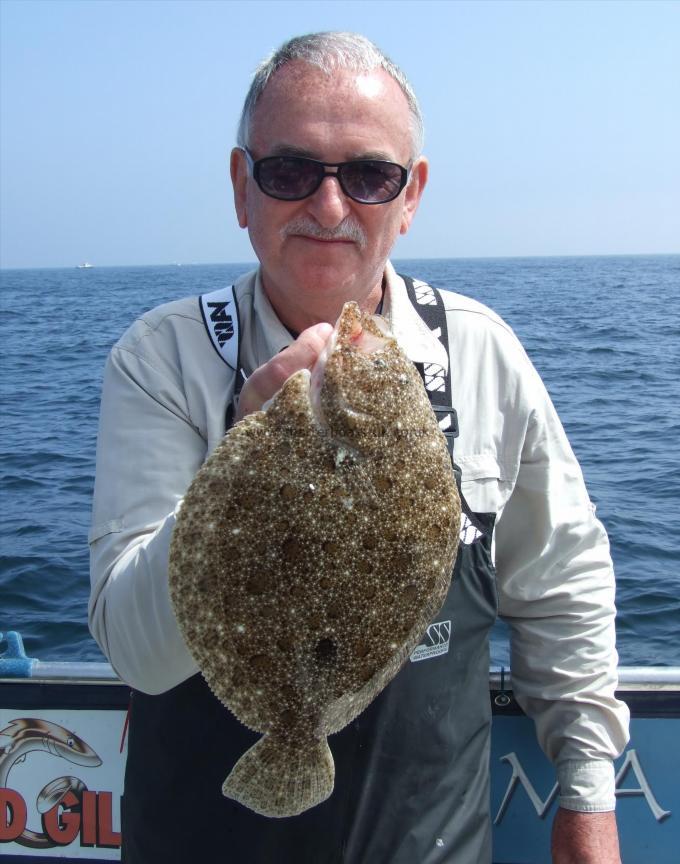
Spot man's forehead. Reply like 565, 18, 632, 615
256, 61, 406, 115
249, 62, 412, 158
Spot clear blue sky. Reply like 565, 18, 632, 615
1, 0, 678, 268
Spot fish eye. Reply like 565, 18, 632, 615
67, 737, 75, 748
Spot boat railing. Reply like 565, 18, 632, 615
3, 631, 680, 689
489, 667, 680, 691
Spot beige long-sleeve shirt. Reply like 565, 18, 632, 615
89, 263, 629, 811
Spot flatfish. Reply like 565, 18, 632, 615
169, 301, 461, 817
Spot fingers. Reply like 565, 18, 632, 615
235, 322, 334, 422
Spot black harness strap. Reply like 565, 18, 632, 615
400, 274, 459, 460
198, 284, 246, 431
224, 367, 247, 431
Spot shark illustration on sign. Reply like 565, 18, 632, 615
0, 717, 102, 848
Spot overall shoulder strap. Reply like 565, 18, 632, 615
399, 275, 459, 459
199, 285, 240, 370
199, 285, 245, 430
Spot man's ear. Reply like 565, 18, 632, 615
230, 148, 248, 229
400, 156, 428, 235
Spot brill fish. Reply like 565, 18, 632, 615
169, 301, 461, 817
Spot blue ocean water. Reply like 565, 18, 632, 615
1, 256, 678, 667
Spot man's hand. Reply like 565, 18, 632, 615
235, 322, 333, 422
551, 807, 621, 864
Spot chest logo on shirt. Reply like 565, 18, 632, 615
410, 620, 451, 662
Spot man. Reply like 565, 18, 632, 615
89, 32, 629, 863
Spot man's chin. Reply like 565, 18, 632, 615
262, 250, 384, 305
299, 266, 367, 294
284, 255, 364, 288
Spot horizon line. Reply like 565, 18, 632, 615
2, 250, 679, 272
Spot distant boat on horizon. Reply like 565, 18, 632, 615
77, 262, 94, 269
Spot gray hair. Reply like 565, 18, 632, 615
236, 32, 424, 159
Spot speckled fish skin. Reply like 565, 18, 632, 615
169, 301, 461, 818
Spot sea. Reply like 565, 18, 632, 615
1, 255, 678, 669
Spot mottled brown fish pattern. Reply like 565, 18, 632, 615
169, 301, 461, 817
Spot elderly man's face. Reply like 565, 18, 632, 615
231, 62, 427, 329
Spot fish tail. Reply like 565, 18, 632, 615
222, 733, 335, 818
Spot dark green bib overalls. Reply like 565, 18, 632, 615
122, 278, 498, 863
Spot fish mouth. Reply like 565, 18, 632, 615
45, 734, 101, 766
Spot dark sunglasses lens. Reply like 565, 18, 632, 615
340, 161, 406, 203
256, 157, 321, 199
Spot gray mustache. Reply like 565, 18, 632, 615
281, 218, 367, 249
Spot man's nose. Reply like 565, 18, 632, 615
305, 174, 351, 228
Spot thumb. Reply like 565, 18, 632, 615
236, 322, 334, 421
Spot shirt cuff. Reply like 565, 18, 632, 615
558, 760, 616, 812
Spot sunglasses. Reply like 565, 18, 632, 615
243, 149, 409, 205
